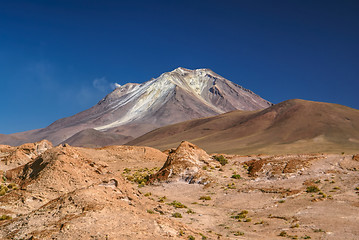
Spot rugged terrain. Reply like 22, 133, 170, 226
0, 143, 210, 239
129, 99, 359, 155
0, 141, 358, 239
0, 140, 52, 171
0, 67, 271, 147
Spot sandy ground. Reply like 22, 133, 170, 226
132, 154, 359, 239
1, 142, 358, 240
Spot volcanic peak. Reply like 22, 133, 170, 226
0, 67, 271, 146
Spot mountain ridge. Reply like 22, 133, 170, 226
0, 67, 271, 146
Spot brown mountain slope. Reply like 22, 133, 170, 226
128, 99, 359, 154
60, 128, 134, 148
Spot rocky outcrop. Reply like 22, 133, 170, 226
3, 145, 109, 215
149, 141, 219, 184
0, 143, 210, 240
244, 154, 323, 179
0, 140, 52, 171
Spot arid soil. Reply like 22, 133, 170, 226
0, 141, 358, 239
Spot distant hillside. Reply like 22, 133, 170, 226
60, 128, 134, 148
128, 99, 359, 154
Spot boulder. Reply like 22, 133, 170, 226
149, 141, 219, 184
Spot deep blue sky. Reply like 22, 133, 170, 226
1, 0, 358, 134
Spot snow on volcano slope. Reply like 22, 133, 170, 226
3, 67, 272, 146
94, 67, 271, 131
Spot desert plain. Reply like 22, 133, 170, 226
0, 140, 358, 240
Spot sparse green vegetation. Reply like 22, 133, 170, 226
172, 212, 182, 218
318, 192, 327, 198
231, 174, 241, 179
231, 210, 248, 221
233, 231, 244, 236
168, 200, 187, 209
144, 192, 152, 197
278, 199, 285, 203
290, 223, 299, 228
302, 235, 311, 239
122, 167, 159, 186
199, 233, 207, 240
306, 186, 320, 193
226, 183, 236, 189
0, 188, 6, 196
186, 209, 195, 214
158, 196, 167, 203
0, 215, 11, 221
278, 231, 299, 239
0, 182, 18, 196
0, 185, 9, 196
188, 235, 195, 240
268, 215, 288, 221
7, 183, 17, 189
199, 196, 211, 201
213, 155, 228, 166
147, 209, 154, 214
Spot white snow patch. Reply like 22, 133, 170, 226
94, 68, 260, 130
